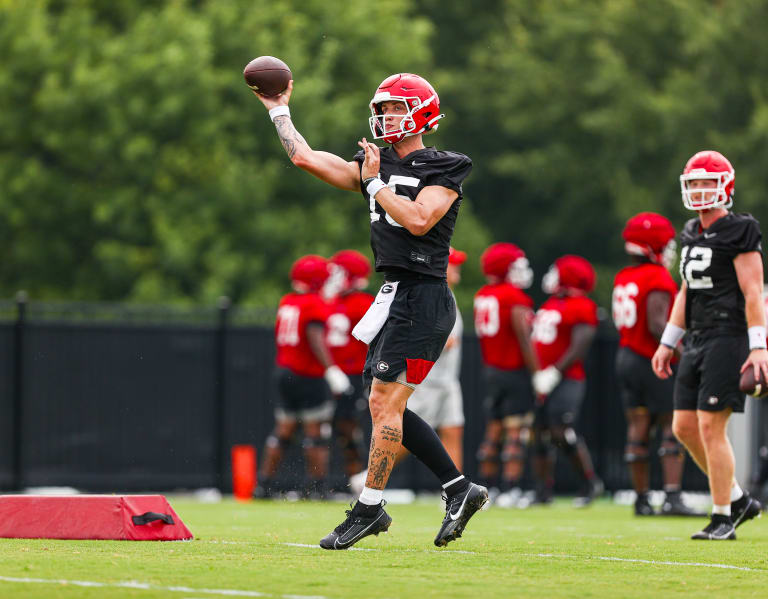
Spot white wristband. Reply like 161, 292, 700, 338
366, 177, 387, 198
268, 106, 290, 122
749, 326, 767, 350
660, 323, 685, 348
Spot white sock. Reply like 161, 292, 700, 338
731, 481, 744, 502
442, 475, 465, 489
712, 503, 731, 516
359, 486, 383, 506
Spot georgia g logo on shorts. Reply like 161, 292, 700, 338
381, 284, 394, 294
376, 361, 390, 373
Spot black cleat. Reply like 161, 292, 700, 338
573, 477, 604, 508
634, 492, 655, 516
434, 483, 489, 547
660, 492, 703, 516
319, 501, 391, 550
691, 515, 736, 540
732, 493, 762, 529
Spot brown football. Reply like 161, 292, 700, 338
243, 56, 291, 97
739, 366, 768, 398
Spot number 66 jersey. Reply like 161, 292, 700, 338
612, 263, 678, 359
679, 212, 762, 335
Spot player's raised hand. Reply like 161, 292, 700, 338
253, 80, 294, 111
358, 137, 380, 179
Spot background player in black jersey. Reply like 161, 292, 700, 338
652, 150, 768, 540
253, 73, 486, 550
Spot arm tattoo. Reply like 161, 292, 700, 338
273, 115, 307, 160
380, 425, 402, 444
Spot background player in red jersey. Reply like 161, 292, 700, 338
257, 255, 351, 499
323, 250, 375, 485
613, 212, 699, 516
473, 243, 538, 507
531, 255, 604, 506
653, 150, 767, 540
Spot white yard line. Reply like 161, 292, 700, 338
0, 575, 328, 598
281, 542, 476, 554
530, 553, 763, 572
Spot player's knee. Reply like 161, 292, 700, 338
368, 387, 397, 422
266, 434, 292, 451
476, 440, 501, 463
302, 435, 329, 450
553, 427, 579, 454
658, 435, 682, 458
501, 439, 525, 463
672, 418, 697, 445
624, 440, 649, 463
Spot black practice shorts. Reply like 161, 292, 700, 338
674, 333, 748, 413
274, 367, 333, 422
363, 278, 455, 388
535, 378, 586, 429
615, 346, 675, 414
334, 374, 368, 421
483, 365, 535, 420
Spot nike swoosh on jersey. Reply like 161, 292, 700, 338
412, 161, 425, 166
704, 232, 717, 238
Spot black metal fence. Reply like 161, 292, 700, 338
0, 296, 710, 494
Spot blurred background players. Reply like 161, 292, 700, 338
256, 255, 351, 499
323, 250, 375, 486
531, 255, 604, 506
613, 213, 697, 516
473, 243, 538, 506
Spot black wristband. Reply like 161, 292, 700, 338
363, 177, 376, 186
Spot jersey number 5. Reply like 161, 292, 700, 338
369, 175, 420, 228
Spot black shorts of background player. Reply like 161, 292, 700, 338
653, 150, 767, 540
254, 72, 487, 550
613, 212, 700, 516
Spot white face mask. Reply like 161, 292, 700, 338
542, 266, 559, 295
321, 264, 347, 300
679, 171, 733, 210
507, 257, 533, 289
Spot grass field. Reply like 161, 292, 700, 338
1, 496, 767, 598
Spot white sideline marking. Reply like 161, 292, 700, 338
0, 575, 328, 598
530, 553, 763, 572
282, 542, 476, 555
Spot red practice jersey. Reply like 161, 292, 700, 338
474, 283, 535, 370
612, 263, 678, 359
532, 295, 598, 380
274, 292, 330, 377
327, 290, 374, 375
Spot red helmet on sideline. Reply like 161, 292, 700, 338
290, 255, 329, 293
622, 212, 677, 269
542, 255, 595, 295
448, 247, 467, 266
481, 242, 533, 289
679, 150, 734, 210
368, 73, 445, 144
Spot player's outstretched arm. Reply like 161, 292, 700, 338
735, 251, 768, 378
253, 81, 360, 192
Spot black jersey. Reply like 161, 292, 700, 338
354, 146, 472, 278
679, 212, 762, 334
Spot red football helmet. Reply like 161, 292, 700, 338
622, 212, 677, 269
290, 255, 329, 293
679, 150, 734, 210
480, 242, 533, 289
368, 73, 445, 144
324, 249, 372, 297
542, 255, 595, 295
448, 246, 467, 266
